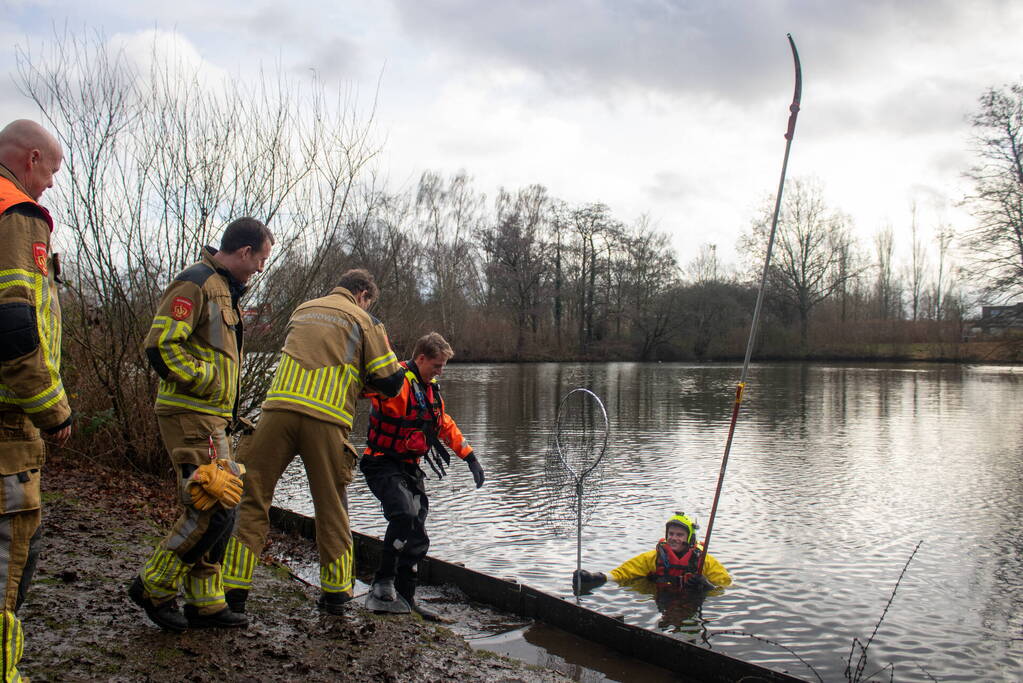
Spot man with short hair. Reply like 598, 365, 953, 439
0, 119, 71, 682
362, 332, 485, 621
127, 217, 273, 631
573, 513, 731, 593
223, 268, 405, 615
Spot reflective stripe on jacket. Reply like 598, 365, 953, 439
364, 361, 473, 463
0, 168, 70, 431
261, 287, 400, 429
143, 248, 244, 419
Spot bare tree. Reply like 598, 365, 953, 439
906, 203, 928, 321
415, 171, 486, 340
963, 82, 1023, 301
932, 226, 955, 320
874, 225, 902, 319
16, 28, 379, 468
478, 185, 550, 358
740, 178, 858, 350
570, 203, 619, 353
621, 220, 679, 359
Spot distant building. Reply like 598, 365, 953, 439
242, 303, 273, 335
970, 303, 1023, 337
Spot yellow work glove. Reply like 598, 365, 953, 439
187, 459, 246, 510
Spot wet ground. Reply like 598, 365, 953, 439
23, 457, 568, 682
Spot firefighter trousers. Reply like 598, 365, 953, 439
136, 412, 237, 615
0, 411, 45, 683
224, 408, 357, 597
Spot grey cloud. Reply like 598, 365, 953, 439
296, 36, 363, 79
390, 0, 981, 104
643, 169, 695, 204
235, 6, 364, 79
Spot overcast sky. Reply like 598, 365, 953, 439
2, 1, 1020, 270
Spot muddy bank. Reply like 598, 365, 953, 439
22, 456, 566, 682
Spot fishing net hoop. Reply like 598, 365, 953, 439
542, 387, 610, 594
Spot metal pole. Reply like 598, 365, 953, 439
576, 481, 584, 589
700, 34, 802, 571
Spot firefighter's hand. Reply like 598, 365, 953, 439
684, 574, 716, 591
45, 424, 72, 446
464, 453, 485, 488
572, 569, 606, 594
188, 460, 245, 510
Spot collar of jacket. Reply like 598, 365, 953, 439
405, 359, 439, 386
203, 245, 247, 303
0, 163, 54, 231
0, 163, 30, 197
331, 286, 385, 325
330, 286, 357, 305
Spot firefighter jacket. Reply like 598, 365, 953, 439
143, 248, 245, 419
608, 543, 732, 588
261, 287, 401, 430
0, 165, 71, 432
364, 361, 473, 463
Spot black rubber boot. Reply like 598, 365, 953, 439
225, 588, 248, 614
183, 604, 249, 628
396, 573, 450, 623
317, 591, 353, 615
127, 576, 188, 632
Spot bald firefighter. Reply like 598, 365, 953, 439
362, 332, 485, 621
0, 119, 70, 682
223, 269, 404, 615
127, 217, 273, 631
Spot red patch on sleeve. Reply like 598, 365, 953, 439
171, 296, 194, 321
32, 243, 48, 275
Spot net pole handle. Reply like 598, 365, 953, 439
576, 480, 583, 591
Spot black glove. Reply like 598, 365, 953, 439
684, 573, 716, 591
465, 453, 485, 488
572, 569, 607, 593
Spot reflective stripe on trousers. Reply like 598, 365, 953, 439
320, 546, 354, 594
222, 537, 256, 591
1, 611, 24, 683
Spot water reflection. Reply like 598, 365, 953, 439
274, 362, 1023, 682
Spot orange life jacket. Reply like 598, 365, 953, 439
366, 362, 443, 459
652, 539, 701, 585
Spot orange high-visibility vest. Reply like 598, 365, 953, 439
0, 176, 53, 231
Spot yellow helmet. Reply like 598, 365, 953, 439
665, 512, 697, 544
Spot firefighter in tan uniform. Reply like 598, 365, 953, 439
223, 269, 404, 615
127, 217, 273, 632
0, 120, 70, 683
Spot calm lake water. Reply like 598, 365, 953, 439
274, 362, 1023, 682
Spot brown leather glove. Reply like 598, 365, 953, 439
188, 459, 246, 510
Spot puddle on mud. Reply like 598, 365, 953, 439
284, 555, 680, 683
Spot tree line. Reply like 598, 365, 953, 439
14, 30, 1022, 469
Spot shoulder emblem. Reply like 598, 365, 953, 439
171, 296, 194, 321
32, 242, 47, 275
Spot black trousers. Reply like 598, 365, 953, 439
359, 455, 430, 589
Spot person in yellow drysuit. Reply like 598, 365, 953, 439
573, 513, 731, 593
